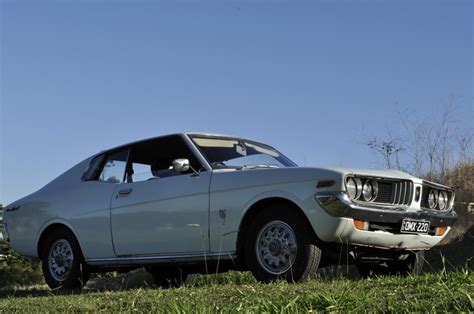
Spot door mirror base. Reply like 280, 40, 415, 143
172, 158, 199, 175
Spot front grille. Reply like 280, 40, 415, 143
390, 180, 413, 205
374, 182, 392, 203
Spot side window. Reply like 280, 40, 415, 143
99, 150, 129, 183
130, 162, 155, 182
128, 135, 202, 183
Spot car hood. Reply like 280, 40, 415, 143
228, 166, 419, 180
316, 167, 419, 181
211, 166, 423, 193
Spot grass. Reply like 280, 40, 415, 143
0, 269, 472, 312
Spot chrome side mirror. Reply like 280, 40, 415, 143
172, 158, 190, 172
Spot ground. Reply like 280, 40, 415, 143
0, 267, 472, 312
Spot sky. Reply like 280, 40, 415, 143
0, 0, 472, 205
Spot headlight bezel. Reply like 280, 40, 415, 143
345, 176, 381, 203
421, 182, 455, 211
361, 180, 378, 201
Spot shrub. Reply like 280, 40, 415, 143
0, 239, 43, 288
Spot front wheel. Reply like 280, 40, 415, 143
244, 205, 322, 283
41, 229, 90, 289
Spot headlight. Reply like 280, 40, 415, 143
438, 190, 448, 210
362, 181, 372, 201
428, 189, 438, 209
346, 178, 362, 200
346, 178, 358, 199
362, 180, 378, 201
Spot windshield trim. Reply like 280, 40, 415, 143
187, 134, 298, 170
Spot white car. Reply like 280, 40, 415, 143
1, 133, 457, 289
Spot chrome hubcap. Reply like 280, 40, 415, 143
48, 239, 74, 282
256, 220, 297, 274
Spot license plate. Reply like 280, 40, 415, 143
400, 219, 430, 234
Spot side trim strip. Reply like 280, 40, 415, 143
85, 251, 237, 266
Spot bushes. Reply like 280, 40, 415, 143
0, 239, 43, 288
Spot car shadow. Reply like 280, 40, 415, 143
0, 270, 157, 299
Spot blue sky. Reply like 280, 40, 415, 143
1, 0, 472, 205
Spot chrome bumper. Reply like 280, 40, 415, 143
316, 192, 457, 227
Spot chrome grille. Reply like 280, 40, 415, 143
347, 176, 414, 207
371, 179, 413, 206
374, 182, 392, 203
390, 180, 413, 205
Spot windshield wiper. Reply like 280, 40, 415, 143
238, 164, 279, 170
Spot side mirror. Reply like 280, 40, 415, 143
172, 158, 190, 172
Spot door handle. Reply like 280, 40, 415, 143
118, 188, 133, 196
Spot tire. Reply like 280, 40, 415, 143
244, 204, 321, 283
146, 268, 197, 288
357, 250, 424, 278
41, 229, 90, 289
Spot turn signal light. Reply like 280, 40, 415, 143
435, 226, 447, 236
353, 219, 369, 231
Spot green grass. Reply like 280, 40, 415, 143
0, 270, 472, 312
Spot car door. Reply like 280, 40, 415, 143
109, 135, 211, 256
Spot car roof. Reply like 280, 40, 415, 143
96, 132, 266, 156
185, 132, 262, 142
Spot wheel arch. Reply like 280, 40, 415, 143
236, 196, 320, 269
36, 220, 82, 258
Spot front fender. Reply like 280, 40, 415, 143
240, 189, 307, 219
239, 188, 349, 244
209, 178, 348, 252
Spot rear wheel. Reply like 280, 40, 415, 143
357, 250, 424, 278
244, 205, 321, 283
41, 229, 90, 289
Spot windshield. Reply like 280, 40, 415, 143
190, 136, 297, 169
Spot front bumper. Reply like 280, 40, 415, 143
316, 192, 457, 227
316, 192, 457, 250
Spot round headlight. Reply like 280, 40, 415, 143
361, 180, 378, 201
346, 178, 358, 199
428, 189, 438, 209
362, 181, 373, 201
438, 191, 448, 210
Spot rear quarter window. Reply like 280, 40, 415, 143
81, 154, 106, 181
